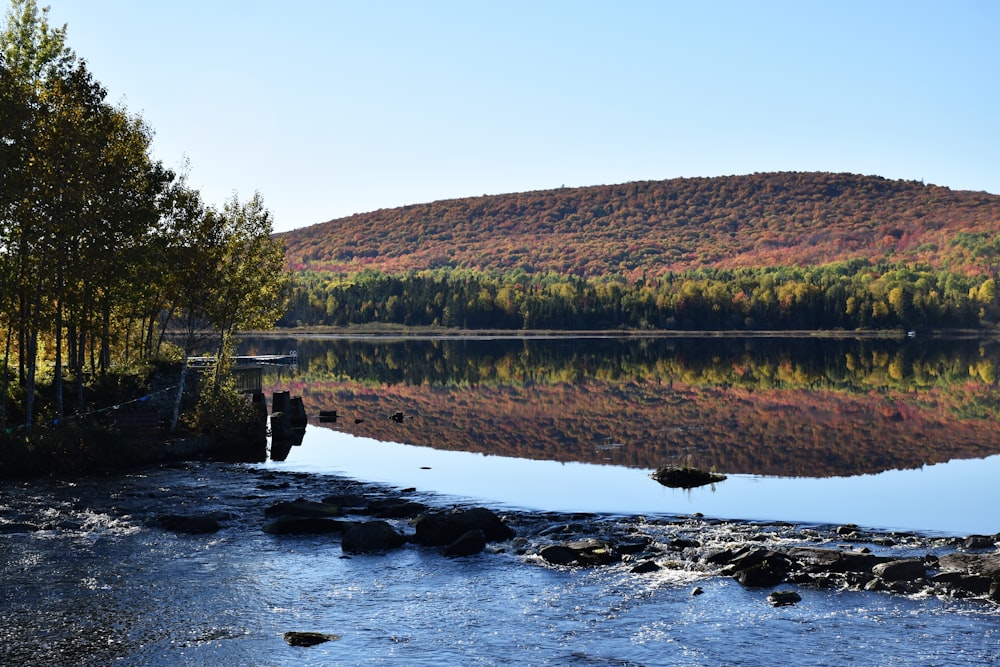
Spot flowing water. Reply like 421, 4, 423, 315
3, 335, 1000, 665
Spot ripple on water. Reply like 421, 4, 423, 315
3, 465, 1000, 666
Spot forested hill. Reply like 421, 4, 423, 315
281, 172, 1000, 277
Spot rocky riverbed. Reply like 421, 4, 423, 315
4, 461, 1000, 665
8, 462, 997, 608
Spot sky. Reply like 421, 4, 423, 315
35, 1, 1000, 233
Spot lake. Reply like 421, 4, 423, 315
247, 334, 1000, 536
3, 334, 1000, 665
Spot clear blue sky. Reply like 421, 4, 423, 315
41, 0, 1000, 233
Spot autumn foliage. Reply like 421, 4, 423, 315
278, 173, 1000, 331
282, 172, 1000, 277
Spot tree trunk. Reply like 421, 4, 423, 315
75, 327, 86, 412
99, 301, 111, 373
170, 354, 189, 431
54, 291, 63, 422
25, 322, 37, 432
0, 321, 12, 428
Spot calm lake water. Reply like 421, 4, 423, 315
3, 335, 1000, 665
249, 335, 1000, 536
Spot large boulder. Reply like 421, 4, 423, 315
872, 559, 926, 583
413, 508, 514, 547
342, 520, 406, 553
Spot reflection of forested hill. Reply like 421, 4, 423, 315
265, 377, 1000, 478
253, 337, 1000, 478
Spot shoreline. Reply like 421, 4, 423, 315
239, 325, 996, 340
7, 460, 998, 609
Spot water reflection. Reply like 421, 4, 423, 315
242, 336, 1000, 478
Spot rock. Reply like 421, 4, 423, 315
704, 548, 737, 566
723, 546, 792, 587
939, 552, 1000, 579
367, 498, 428, 519
321, 493, 368, 509
932, 572, 994, 598
872, 559, 926, 582
0, 522, 40, 534
727, 547, 786, 572
733, 561, 787, 588
538, 544, 578, 566
989, 581, 1000, 603
413, 508, 514, 547
539, 539, 619, 567
264, 499, 342, 519
669, 538, 700, 550
617, 539, 651, 555
767, 590, 802, 607
262, 516, 346, 535
342, 520, 406, 553
283, 631, 340, 647
444, 529, 487, 557
691, 586, 704, 596
786, 546, 886, 573
650, 466, 726, 489
962, 534, 996, 551
153, 514, 222, 534
630, 560, 661, 574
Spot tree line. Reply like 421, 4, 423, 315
0, 1, 287, 431
280, 261, 996, 332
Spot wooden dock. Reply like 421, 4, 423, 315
188, 353, 299, 368
188, 353, 298, 393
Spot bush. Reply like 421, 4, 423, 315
183, 377, 259, 438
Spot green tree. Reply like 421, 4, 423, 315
0, 0, 72, 83
207, 192, 289, 372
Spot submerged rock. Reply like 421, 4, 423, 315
283, 631, 340, 647
650, 466, 726, 489
767, 590, 802, 607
